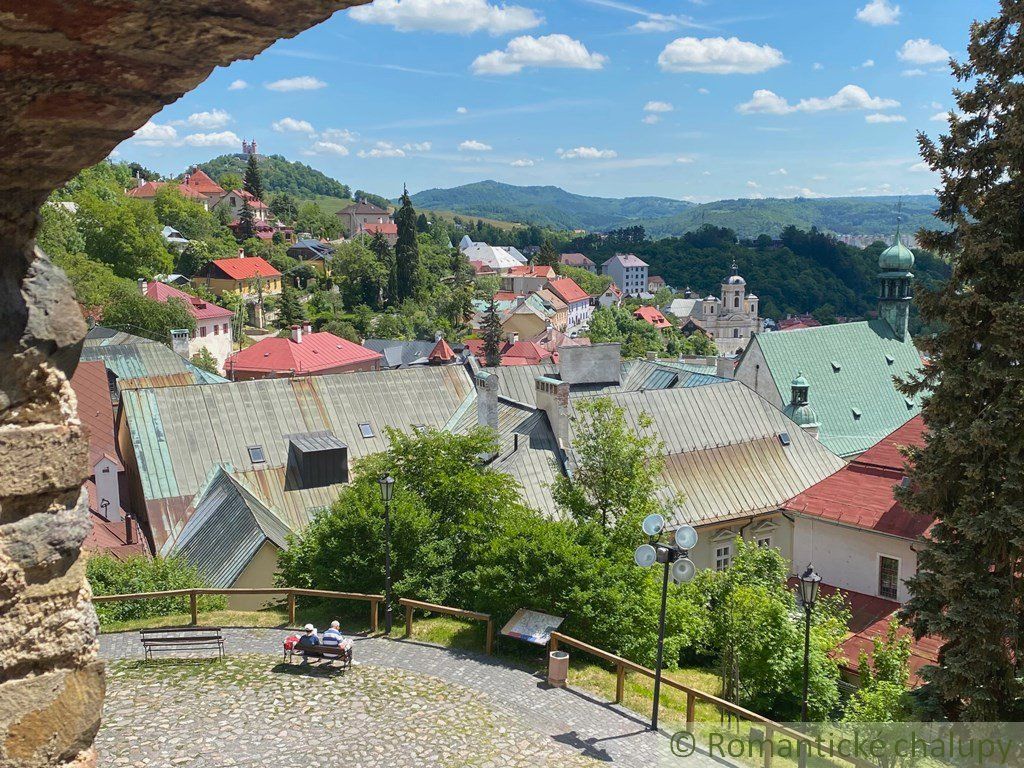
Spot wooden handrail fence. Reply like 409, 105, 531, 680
549, 631, 872, 768
92, 588, 385, 633
398, 598, 494, 655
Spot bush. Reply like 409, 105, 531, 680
87, 555, 226, 623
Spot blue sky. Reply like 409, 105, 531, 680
118, 0, 993, 202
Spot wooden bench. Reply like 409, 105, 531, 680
284, 641, 352, 669
140, 626, 225, 660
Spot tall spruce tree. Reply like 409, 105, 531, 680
481, 297, 502, 367
900, 2, 1024, 721
369, 230, 397, 306
534, 241, 559, 268
237, 199, 256, 241
394, 186, 420, 301
243, 152, 264, 202
277, 280, 306, 329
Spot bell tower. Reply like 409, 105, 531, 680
877, 216, 915, 342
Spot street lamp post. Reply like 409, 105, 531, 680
634, 514, 699, 732
797, 564, 821, 768
379, 475, 395, 634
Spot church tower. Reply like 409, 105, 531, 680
877, 221, 915, 341
721, 260, 746, 312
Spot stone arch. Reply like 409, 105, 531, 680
0, 3, 366, 765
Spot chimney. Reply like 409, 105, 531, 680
138, 278, 148, 296
302, 321, 312, 335
646, 350, 658, 361
535, 375, 570, 448
125, 514, 135, 546
475, 370, 500, 432
559, 343, 621, 386
170, 329, 190, 358
435, 330, 444, 342
716, 355, 737, 379
291, 324, 302, 344
94, 457, 121, 523
506, 332, 519, 345
136, 174, 144, 189
237, 247, 246, 258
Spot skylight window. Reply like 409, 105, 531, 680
852, 408, 862, 420
358, 423, 374, 439
885, 354, 895, 365
778, 432, 791, 446
905, 397, 915, 409
247, 445, 266, 463
831, 361, 841, 372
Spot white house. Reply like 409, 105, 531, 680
601, 253, 649, 296
141, 280, 235, 372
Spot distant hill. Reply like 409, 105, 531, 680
641, 195, 941, 239
198, 154, 351, 200
407, 180, 693, 231
407, 180, 940, 238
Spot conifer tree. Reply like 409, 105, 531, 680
237, 199, 256, 241
369, 230, 397, 306
900, 2, 1024, 721
243, 152, 264, 202
481, 296, 503, 367
277, 280, 306, 329
394, 186, 420, 301
534, 241, 559, 268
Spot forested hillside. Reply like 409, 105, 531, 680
409, 180, 692, 231
569, 225, 951, 324
198, 154, 351, 199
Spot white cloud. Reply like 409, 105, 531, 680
510, 158, 535, 167
856, 0, 901, 26
865, 113, 906, 123
674, 156, 695, 164
930, 111, 950, 122
901, 68, 926, 77
860, 59, 875, 68
746, 180, 759, 188
472, 34, 607, 75
812, 62, 824, 71
321, 128, 359, 143
308, 141, 350, 156
698, 87, 710, 95
265, 76, 327, 92
811, 174, 828, 181
403, 141, 432, 151
456, 106, 469, 114
187, 109, 231, 129
358, 141, 406, 158
272, 117, 315, 134
908, 161, 931, 172
770, 167, 788, 175
459, 139, 493, 151
642, 114, 660, 125
657, 37, 785, 75
557, 146, 617, 159
644, 100, 674, 113
898, 38, 949, 65
793, 187, 826, 198
632, 18, 679, 33
738, 84, 899, 115
133, 121, 178, 146
183, 131, 241, 147
228, 79, 249, 91
350, 0, 541, 34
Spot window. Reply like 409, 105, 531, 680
199, 326, 207, 338
213, 324, 219, 335
715, 544, 732, 571
224, 323, 230, 334
358, 423, 375, 439
247, 445, 265, 463
756, 536, 772, 549
734, 295, 740, 308
879, 556, 900, 600
733, 329, 739, 338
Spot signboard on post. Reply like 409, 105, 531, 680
500, 608, 565, 646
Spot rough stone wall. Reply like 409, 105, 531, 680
0, 2, 366, 765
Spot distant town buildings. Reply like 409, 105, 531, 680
664, 262, 762, 355
336, 199, 391, 238
195, 255, 282, 298
601, 253, 649, 296
460, 237, 524, 273
559, 253, 596, 273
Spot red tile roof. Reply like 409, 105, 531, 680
226, 189, 268, 209
225, 332, 383, 375
784, 416, 931, 539
507, 265, 556, 279
428, 337, 457, 363
70, 361, 121, 469
145, 281, 233, 320
560, 252, 595, 267
470, 260, 496, 275
546, 277, 590, 305
182, 168, 225, 196
360, 221, 398, 236
126, 180, 208, 201
634, 305, 672, 330
208, 256, 281, 280
492, 291, 520, 303
83, 481, 148, 560
463, 338, 554, 366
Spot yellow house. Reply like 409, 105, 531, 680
196, 256, 282, 298
500, 300, 550, 339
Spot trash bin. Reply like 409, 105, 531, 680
548, 650, 569, 687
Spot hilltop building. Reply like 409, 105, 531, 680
731, 241, 922, 457
664, 262, 762, 356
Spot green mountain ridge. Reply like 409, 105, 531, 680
408, 180, 693, 231
197, 153, 351, 200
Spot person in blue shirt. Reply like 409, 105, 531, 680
296, 623, 319, 662
321, 620, 345, 647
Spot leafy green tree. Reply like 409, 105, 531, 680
87, 555, 225, 624
276, 280, 306, 329
320, 319, 361, 343
295, 201, 342, 239
190, 347, 219, 375
416, 212, 429, 232
153, 186, 218, 241
844, 618, 913, 722
394, 187, 421, 301
481, 296, 503, 367
368, 231, 397, 306
334, 239, 388, 310
38, 202, 85, 257
217, 171, 244, 192
270, 192, 298, 222
236, 199, 256, 241
552, 397, 668, 532
76, 193, 172, 278
243, 152, 265, 202
53, 251, 133, 308
899, 3, 1024, 722
102, 291, 196, 342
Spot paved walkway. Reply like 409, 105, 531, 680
98, 628, 730, 768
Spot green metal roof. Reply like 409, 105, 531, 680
879, 242, 915, 271
752, 319, 923, 457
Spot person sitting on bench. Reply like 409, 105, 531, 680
296, 624, 319, 661
321, 620, 346, 647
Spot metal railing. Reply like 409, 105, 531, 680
92, 587, 384, 633
549, 631, 872, 768
398, 597, 494, 654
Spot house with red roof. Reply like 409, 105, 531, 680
337, 199, 392, 237
462, 338, 556, 366
215, 188, 270, 222
634, 305, 672, 331
546, 277, 593, 329
224, 324, 383, 381
126, 168, 226, 210
560, 252, 596, 273
70, 360, 148, 560
356, 220, 399, 246
195, 255, 282, 299
142, 279, 234, 371
502, 265, 556, 295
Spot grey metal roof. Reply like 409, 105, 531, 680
171, 467, 292, 585
567, 381, 846, 527
362, 338, 438, 368
83, 325, 157, 347
286, 431, 348, 453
